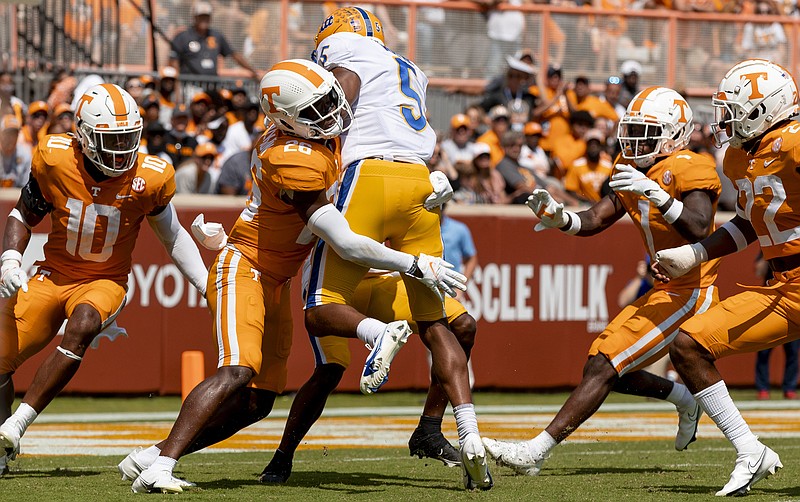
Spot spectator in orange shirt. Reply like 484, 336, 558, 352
19, 102, 49, 150
550, 110, 595, 179
563, 129, 613, 203
46, 104, 75, 135
567, 76, 619, 127
532, 65, 570, 153
476, 105, 511, 167
188, 92, 212, 135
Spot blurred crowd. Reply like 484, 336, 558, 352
0, 51, 739, 207
430, 53, 736, 210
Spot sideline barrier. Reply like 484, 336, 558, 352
0, 192, 769, 394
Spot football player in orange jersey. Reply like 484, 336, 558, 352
0, 83, 209, 475
654, 59, 798, 496
123, 60, 466, 493
483, 87, 722, 475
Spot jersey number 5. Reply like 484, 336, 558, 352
395, 57, 427, 132
65, 198, 120, 262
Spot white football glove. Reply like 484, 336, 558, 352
654, 243, 708, 279
526, 189, 569, 231
413, 253, 467, 301
0, 250, 28, 298
90, 320, 129, 349
608, 164, 671, 206
191, 213, 228, 251
424, 171, 453, 211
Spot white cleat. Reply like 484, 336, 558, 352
675, 401, 702, 451
359, 321, 412, 395
131, 468, 193, 494
715, 444, 782, 496
483, 437, 547, 476
460, 433, 492, 491
0, 422, 20, 461
119, 447, 149, 481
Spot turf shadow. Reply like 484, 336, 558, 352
194, 470, 463, 493
6, 467, 103, 478
539, 466, 685, 476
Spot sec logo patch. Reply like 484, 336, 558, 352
132, 177, 146, 193
662, 170, 673, 186
773, 138, 783, 152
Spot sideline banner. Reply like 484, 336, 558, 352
0, 194, 763, 394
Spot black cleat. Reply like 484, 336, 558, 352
258, 450, 293, 483
408, 428, 461, 467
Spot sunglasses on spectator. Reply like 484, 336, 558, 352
607, 76, 621, 85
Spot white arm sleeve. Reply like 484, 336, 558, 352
307, 204, 415, 273
147, 203, 208, 296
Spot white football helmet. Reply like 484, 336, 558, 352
75, 83, 142, 177
617, 86, 693, 168
259, 59, 352, 140
711, 59, 799, 148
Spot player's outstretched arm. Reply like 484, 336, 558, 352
654, 215, 756, 281
291, 190, 465, 299
527, 189, 625, 236
0, 179, 49, 298
147, 203, 209, 296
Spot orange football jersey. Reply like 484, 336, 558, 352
31, 134, 176, 284
724, 121, 800, 260
612, 150, 722, 290
227, 127, 340, 282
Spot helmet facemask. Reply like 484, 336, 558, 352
293, 83, 352, 139
80, 122, 142, 177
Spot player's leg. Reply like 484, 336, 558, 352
0, 278, 66, 473
120, 387, 278, 483
484, 287, 714, 473
0, 278, 124, 455
131, 249, 276, 493
259, 363, 345, 483
671, 289, 794, 496
411, 311, 476, 466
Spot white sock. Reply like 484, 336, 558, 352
356, 318, 386, 347
666, 382, 695, 410
453, 403, 479, 443
139, 445, 162, 467
694, 380, 760, 454
527, 430, 558, 457
151, 455, 177, 473
9, 403, 38, 438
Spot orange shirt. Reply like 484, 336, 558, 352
32, 134, 175, 284
476, 130, 505, 168
564, 152, 613, 202
724, 121, 800, 260
550, 136, 587, 178
567, 91, 619, 123
227, 127, 340, 282
613, 150, 721, 290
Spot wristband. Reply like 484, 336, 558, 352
0, 249, 22, 264
690, 242, 709, 263
561, 211, 581, 235
720, 221, 748, 252
661, 199, 684, 224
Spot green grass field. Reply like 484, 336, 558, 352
3, 391, 798, 501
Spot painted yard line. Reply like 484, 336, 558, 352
17, 409, 800, 457
32, 399, 800, 424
